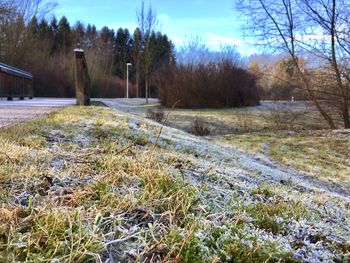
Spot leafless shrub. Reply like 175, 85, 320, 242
146, 109, 165, 123
158, 60, 260, 108
190, 118, 210, 136
235, 111, 254, 133
263, 109, 307, 130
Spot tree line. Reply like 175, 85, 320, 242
0, 0, 260, 109
0, 0, 175, 98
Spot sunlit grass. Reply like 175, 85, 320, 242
223, 131, 350, 188
0, 105, 347, 262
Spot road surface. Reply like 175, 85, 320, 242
0, 98, 75, 128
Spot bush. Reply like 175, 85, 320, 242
146, 109, 166, 123
190, 118, 210, 136
157, 60, 260, 108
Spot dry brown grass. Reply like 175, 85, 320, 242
0, 106, 347, 262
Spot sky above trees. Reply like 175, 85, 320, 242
54, 0, 257, 55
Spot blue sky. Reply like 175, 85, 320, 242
54, 0, 257, 55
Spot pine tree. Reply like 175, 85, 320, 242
50, 17, 59, 53
57, 16, 72, 54
38, 19, 51, 40
74, 21, 85, 46
86, 24, 97, 48
114, 28, 132, 79
28, 16, 39, 36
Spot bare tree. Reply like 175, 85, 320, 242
237, 0, 350, 128
132, 27, 142, 98
136, 0, 158, 103
0, 0, 56, 65
177, 37, 242, 66
299, 0, 350, 128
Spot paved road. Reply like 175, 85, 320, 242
0, 98, 159, 129
0, 98, 75, 107
0, 98, 75, 128
100, 98, 160, 116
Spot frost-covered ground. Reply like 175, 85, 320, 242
102, 99, 350, 262
101, 98, 330, 135
0, 103, 349, 262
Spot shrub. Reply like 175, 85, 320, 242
157, 60, 260, 108
190, 118, 210, 136
146, 109, 166, 123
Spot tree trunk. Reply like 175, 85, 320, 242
343, 103, 350, 128
329, 0, 349, 129
136, 70, 139, 98
292, 57, 337, 129
145, 77, 148, 104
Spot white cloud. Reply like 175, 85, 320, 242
297, 34, 328, 41
157, 14, 243, 48
205, 33, 242, 49
109, 12, 257, 55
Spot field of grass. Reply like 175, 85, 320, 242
0, 106, 349, 262
158, 101, 330, 135
138, 101, 349, 190
221, 130, 350, 190
111, 100, 330, 135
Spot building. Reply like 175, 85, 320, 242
0, 62, 33, 100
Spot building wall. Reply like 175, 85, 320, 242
0, 71, 33, 99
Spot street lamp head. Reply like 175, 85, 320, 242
127, 63, 132, 66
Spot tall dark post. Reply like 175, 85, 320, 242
74, 47, 91, 106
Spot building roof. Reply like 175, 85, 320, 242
0, 62, 33, 79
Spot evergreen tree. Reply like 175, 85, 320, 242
73, 21, 85, 46
28, 16, 39, 36
114, 28, 132, 79
100, 26, 115, 45
99, 26, 115, 76
49, 17, 58, 52
57, 16, 72, 54
38, 19, 51, 40
86, 24, 97, 47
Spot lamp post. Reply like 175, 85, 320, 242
126, 63, 132, 99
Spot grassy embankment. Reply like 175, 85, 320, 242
0, 106, 348, 262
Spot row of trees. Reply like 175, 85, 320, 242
0, 0, 175, 98
237, 0, 350, 129
0, 0, 259, 109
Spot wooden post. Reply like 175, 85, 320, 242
74, 48, 91, 106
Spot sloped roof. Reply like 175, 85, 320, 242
0, 62, 33, 79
